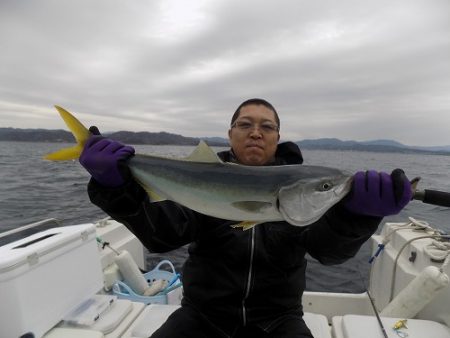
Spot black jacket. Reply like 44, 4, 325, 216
87, 142, 381, 336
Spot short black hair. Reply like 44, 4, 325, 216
231, 98, 280, 129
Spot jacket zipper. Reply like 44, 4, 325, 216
242, 227, 256, 326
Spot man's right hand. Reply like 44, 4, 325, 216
79, 127, 135, 187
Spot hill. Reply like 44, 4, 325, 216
1, 127, 450, 155
0, 128, 228, 146
297, 138, 450, 155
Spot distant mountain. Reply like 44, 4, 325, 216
362, 139, 450, 153
297, 138, 358, 148
297, 138, 450, 155
0, 128, 228, 146
1, 127, 449, 155
360, 139, 406, 148
0, 128, 73, 142
357, 139, 450, 153
108, 130, 199, 145
413, 145, 450, 152
201, 137, 229, 146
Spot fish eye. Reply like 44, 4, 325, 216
320, 182, 332, 191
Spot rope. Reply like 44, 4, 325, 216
383, 218, 434, 243
373, 217, 450, 301
369, 217, 434, 264
389, 234, 450, 301
94, 216, 112, 228
424, 240, 450, 273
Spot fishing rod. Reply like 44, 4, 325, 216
411, 177, 450, 207
413, 189, 450, 207
357, 269, 389, 338
366, 289, 389, 338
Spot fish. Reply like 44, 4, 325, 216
45, 106, 352, 229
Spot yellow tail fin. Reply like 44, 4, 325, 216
44, 106, 90, 161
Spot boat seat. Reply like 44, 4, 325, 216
303, 312, 332, 338
126, 304, 331, 338
43, 328, 104, 338
332, 314, 450, 338
126, 304, 180, 337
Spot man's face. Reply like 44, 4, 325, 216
228, 104, 280, 166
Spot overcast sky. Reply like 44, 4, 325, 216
1, 0, 449, 146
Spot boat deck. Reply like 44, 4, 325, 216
2, 218, 450, 338
42, 302, 450, 338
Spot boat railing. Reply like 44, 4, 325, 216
0, 218, 62, 240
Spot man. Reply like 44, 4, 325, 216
80, 98, 411, 337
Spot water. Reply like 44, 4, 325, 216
1, 142, 449, 293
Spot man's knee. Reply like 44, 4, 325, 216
268, 315, 314, 338
150, 306, 220, 338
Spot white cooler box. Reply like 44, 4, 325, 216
0, 224, 103, 338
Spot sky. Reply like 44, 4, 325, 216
1, 0, 449, 146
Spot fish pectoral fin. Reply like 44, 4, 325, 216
133, 176, 167, 202
232, 201, 272, 212
141, 186, 166, 202
148, 190, 166, 202
185, 140, 222, 163
230, 221, 260, 231
44, 145, 84, 161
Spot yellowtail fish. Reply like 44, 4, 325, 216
45, 106, 352, 229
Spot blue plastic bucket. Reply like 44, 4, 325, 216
112, 260, 182, 304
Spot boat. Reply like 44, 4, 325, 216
1, 216, 449, 338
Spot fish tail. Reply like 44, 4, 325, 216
44, 105, 90, 161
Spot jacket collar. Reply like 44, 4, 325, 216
217, 141, 303, 165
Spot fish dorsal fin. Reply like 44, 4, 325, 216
185, 140, 222, 163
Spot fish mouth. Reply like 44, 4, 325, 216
335, 176, 353, 197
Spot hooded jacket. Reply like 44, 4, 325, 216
87, 142, 381, 336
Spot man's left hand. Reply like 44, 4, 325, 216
344, 169, 412, 217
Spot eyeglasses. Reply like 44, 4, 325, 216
231, 120, 279, 133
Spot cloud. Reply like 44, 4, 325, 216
0, 0, 449, 146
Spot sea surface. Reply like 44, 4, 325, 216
1, 141, 450, 293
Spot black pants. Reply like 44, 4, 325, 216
150, 306, 314, 338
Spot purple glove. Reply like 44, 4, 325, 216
79, 127, 135, 187
344, 169, 412, 217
